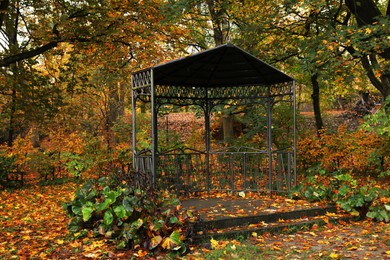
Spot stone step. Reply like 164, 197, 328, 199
189, 205, 354, 243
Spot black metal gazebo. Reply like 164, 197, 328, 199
131, 44, 296, 195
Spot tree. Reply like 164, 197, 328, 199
343, 0, 390, 102
164, 0, 239, 142
0, 0, 190, 145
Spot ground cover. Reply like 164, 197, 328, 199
186, 219, 390, 259
1, 180, 389, 259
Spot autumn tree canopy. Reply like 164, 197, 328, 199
0, 0, 389, 146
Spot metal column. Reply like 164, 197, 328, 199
151, 69, 158, 186
267, 86, 273, 197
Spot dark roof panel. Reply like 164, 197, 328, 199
134, 44, 294, 87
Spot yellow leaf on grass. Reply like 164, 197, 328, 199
210, 238, 219, 249
386, 250, 390, 255
329, 252, 339, 259
56, 239, 64, 245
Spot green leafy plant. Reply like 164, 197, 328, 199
63, 176, 196, 253
0, 150, 17, 189
291, 165, 390, 222
62, 152, 90, 178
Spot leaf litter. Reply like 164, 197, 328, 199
0, 182, 389, 259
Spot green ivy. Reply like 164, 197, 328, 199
63, 176, 196, 253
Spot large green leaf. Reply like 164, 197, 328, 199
71, 205, 82, 216
105, 190, 120, 204
114, 205, 127, 219
169, 216, 180, 224
67, 217, 82, 233
97, 199, 111, 212
104, 210, 114, 226
86, 189, 97, 200
122, 196, 135, 213
81, 202, 95, 222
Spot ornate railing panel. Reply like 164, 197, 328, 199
135, 148, 296, 194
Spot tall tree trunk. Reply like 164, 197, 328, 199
222, 113, 234, 142
206, 0, 233, 142
311, 73, 324, 134
30, 124, 41, 148
7, 89, 16, 147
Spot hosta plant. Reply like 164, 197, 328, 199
291, 165, 390, 222
63, 176, 196, 254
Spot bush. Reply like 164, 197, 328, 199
62, 152, 90, 178
63, 175, 196, 254
297, 126, 388, 176
291, 165, 390, 222
28, 150, 57, 181
0, 150, 18, 189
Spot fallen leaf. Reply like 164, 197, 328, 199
329, 252, 339, 259
210, 238, 218, 249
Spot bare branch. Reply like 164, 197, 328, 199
0, 41, 59, 67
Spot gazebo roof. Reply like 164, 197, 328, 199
134, 43, 294, 88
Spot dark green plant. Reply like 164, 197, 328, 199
62, 152, 90, 178
361, 97, 390, 177
291, 165, 390, 222
0, 151, 17, 189
63, 176, 196, 253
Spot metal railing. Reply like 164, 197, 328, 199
133, 147, 296, 194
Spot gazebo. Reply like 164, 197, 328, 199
131, 44, 296, 196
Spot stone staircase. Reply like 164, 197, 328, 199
189, 205, 354, 243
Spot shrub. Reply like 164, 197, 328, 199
63, 175, 196, 254
291, 165, 390, 222
0, 150, 18, 189
62, 152, 91, 178
28, 150, 57, 181
297, 126, 387, 176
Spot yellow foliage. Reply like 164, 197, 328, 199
298, 125, 388, 174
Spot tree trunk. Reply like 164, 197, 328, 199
222, 114, 234, 142
206, 0, 233, 141
7, 89, 16, 147
311, 73, 324, 134
30, 124, 41, 148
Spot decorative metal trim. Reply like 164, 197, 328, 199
154, 84, 292, 101
132, 70, 151, 89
